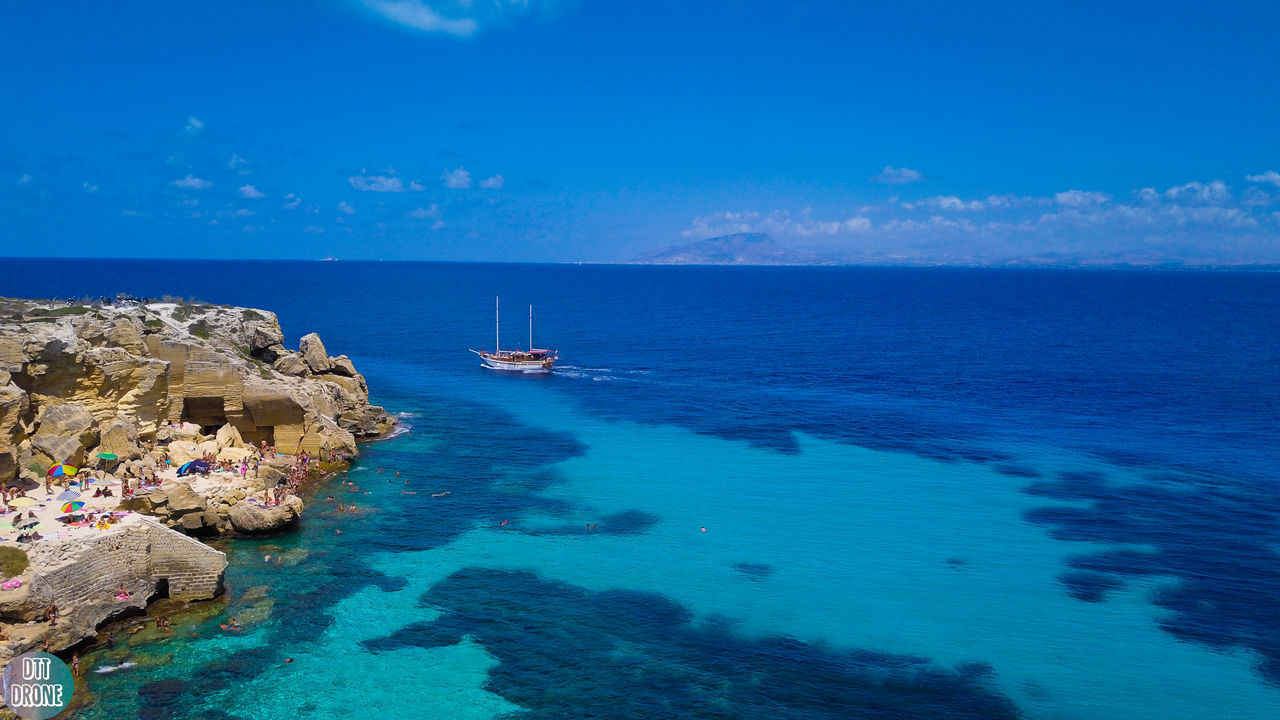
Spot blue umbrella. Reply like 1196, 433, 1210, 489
177, 460, 211, 477
56, 490, 81, 501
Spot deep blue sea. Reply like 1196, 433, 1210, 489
3, 260, 1279, 719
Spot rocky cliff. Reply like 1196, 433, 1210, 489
0, 297, 395, 485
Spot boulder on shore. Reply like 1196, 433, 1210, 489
299, 333, 333, 374
227, 496, 303, 533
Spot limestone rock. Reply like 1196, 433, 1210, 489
31, 434, 83, 467
215, 423, 244, 449
227, 496, 303, 533
299, 333, 332, 373
97, 415, 142, 460
0, 384, 28, 483
260, 343, 286, 363
0, 574, 46, 622
104, 318, 147, 355
273, 352, 309, 377
247, 321, 285, 353
257, 464, 286, 487
331, 355, 357, 377
217, 447, 253, 464
161, 482, 207, 515
0, 336, 24, 373
34, 402, 97, 448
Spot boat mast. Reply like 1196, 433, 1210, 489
495, 296, 500, 353
529, 305, 533, 351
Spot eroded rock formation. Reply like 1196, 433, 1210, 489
0, 298, 395, 486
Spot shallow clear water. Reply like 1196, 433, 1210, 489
2, 261, 1278, 719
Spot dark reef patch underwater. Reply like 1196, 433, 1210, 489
1024, 469, 1280, 683
364, 568, 1021, 720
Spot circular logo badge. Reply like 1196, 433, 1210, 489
2, 652, 73, 719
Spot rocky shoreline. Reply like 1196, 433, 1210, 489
0, 296, 394, 668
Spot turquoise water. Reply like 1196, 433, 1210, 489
71, 385, 1280, 719
2, 262, 1277, 718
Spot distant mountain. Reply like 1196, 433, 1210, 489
633, 233, 819, 265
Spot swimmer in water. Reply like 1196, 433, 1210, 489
264, 554, 271, 563
700, 526, 707, 532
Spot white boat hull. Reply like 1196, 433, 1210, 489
472, 351, 556, 373
479, 357, 554, 373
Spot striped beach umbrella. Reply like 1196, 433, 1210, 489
61, 501, 85, 513
47, 463, 78, 477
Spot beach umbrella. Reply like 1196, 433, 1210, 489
47, 464, 78, 477
56, 490, 81, 501
9, 497, 37, 508
96, 453, 119, 461
178, 460, 211, 476
61, 501, 85, 513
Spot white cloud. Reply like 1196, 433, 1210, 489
431, 219, 445, 231
303, 225, 325, 234
479, 174, 505, 189
408, 180, 426, 192
181, 198, 200, 208
1245, 171, 1280, 188
871, 166, 923, 185
361, 0, 485, 37
1242, 187, 1274, 207
239, 184, 266, 199
1164, 180, 1230, 204
1053, 190, 1111, 206
406, 205, 441, 219
283, 193, 302, 210
348, 175, 405, 192
678, 173, 1280, 265
442, 166, 472, 189
184, 116, 204, 133
684, 210, 873, 239
682, 211, 761, 238
905, 195, 986, 212
228, 153, 250, 173
16, 174, 31, 184
338, 201, 356, 215
174, 175, 212, 190
82, 182, 98, 193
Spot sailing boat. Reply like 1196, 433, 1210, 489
469, 297, 558, 373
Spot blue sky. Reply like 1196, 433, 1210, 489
2, 0, 1279, 264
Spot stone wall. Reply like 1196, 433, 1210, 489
7, 518, 227, 654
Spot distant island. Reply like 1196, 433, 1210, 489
631, 232, 1280, 269
633, 233, 820, 266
